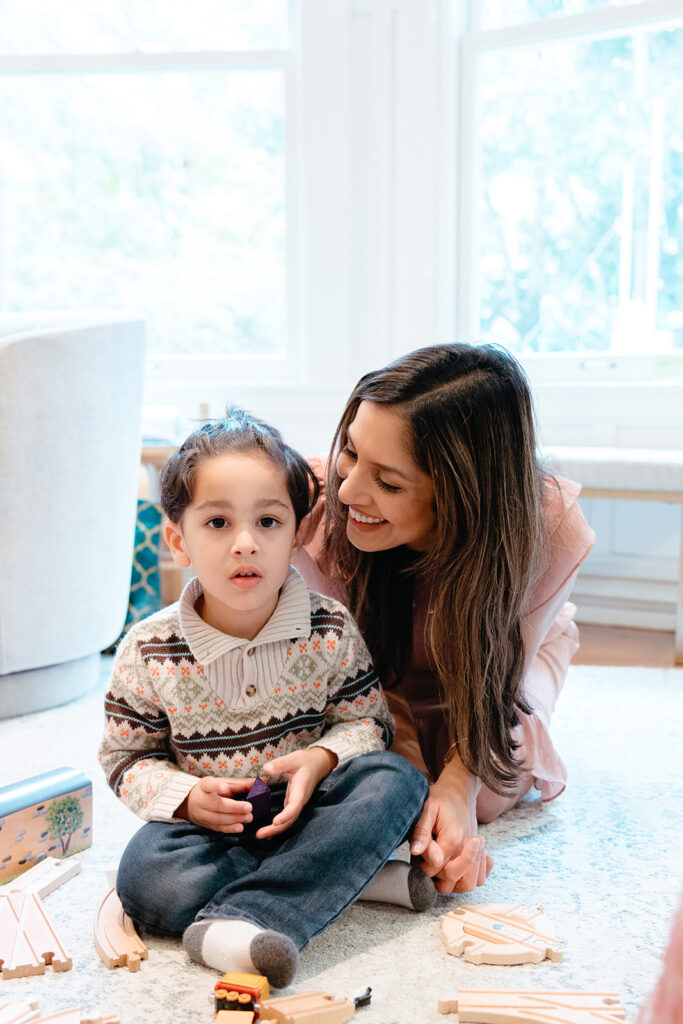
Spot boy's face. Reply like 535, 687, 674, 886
165, 451, 299, 640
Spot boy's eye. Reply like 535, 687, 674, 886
207, 517, 227, 529
258, 516, 279, 529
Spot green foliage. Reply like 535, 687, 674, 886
478, 25, 683, 354
46, 795, 84, 855
0, 6, 287, 356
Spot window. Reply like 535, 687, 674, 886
458, 0, 683, 374
0, 2, 293, 377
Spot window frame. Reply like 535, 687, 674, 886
0, 5, 300, 385
456, 0, 683, 384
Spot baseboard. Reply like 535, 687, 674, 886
574, 601, 674, 631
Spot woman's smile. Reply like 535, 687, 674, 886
348, 506, 386, 528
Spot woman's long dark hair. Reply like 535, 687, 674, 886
322, 344, 549, 794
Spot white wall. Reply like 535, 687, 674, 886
145, 0, 683, 632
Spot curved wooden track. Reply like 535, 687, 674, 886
93, 888, 147, 972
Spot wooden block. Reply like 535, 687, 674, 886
0, 857, 81, 900
216, 970, 269, 1002
438, 989, 625, 1023
0, 892, 71, 979
258, 990, 355, 1024
440, 904, 563, 966
0, 769, 92, 887
246, 778, 272, 822
93, 888, 147, 972
0, 999, 41, 1024
215, 1014, 255, 1024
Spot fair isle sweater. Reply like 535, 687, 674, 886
98, 567, 394, 822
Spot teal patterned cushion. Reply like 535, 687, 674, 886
103, 499, 162, 653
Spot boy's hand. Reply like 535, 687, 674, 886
256, 747, 338, 839
177, 776, 255, 833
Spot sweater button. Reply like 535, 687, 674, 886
247, 647, 256, 657
245, 684, 257, 697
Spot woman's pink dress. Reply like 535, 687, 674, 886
296, 462, 595, 800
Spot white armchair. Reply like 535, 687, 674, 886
0, 313, 147, 717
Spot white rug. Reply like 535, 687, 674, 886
0, 662, 681, 1024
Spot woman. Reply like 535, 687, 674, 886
296, 343, 595, 895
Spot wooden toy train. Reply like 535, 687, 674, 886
213, 972, 371, 1024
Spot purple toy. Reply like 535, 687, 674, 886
247, 777, 272, 822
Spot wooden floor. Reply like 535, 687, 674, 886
572, 624, 677, 667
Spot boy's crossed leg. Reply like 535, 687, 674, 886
117, 752, 430, 987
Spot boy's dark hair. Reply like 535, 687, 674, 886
160, 406, 319, 527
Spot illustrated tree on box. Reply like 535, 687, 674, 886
46, 795, 84, 855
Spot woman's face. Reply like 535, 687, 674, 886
336, 400, 436, 553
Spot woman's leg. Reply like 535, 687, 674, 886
195, 751, 429, 949
477, 776, 534, 824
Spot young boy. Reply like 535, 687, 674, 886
99, 408, 431, 988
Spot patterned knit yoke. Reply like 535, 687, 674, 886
98, 568, 395, 822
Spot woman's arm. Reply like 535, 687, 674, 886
410, 748, 493, 893
386, 685, 493, 891
384, 692, 431, 778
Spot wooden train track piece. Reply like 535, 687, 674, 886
0, 1004, 118, 1024
93, 888, 147, 972
438, 989, 625, 1023
32, 1012, 119, 1024
0, 999, 40, 1024
440, 904, 563, 966
0, 892, 72, 979
0, 858, 81, 901
258, 990, 356, 1024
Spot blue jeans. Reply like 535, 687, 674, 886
116, 751, 428, 950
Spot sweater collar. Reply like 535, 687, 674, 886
179, 565, 312, 665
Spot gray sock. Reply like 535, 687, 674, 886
359, 860, 436, 911
407, 866, 437, 911
250, 930, 298, 989
182, 920, 212, 964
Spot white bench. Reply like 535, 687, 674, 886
542, 446, 683, 664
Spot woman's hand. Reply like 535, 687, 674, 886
257, 746, 339, 839
410, 754, 493, 893
177, 776, 256, 833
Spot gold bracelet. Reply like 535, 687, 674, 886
443, 743, 459, 766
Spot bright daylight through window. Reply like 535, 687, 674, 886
466, 0, 683, 359
0, 2, 288, 360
